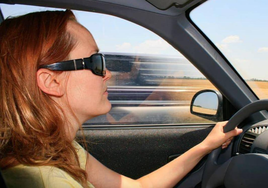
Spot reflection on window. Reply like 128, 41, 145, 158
86, 53, 216, 126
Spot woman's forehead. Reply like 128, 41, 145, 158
67, 21, 99, 58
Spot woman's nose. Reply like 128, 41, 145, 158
103, 69, 112, 81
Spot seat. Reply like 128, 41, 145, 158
0, 171, 7, 188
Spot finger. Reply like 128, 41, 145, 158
226, 140, 231, 145
222, 136, 236, 149
222, 144, 227, 149
226, 127, 243, 138
223, 136, 234, 146
222, 141, 231, 149
221, 121, 242, 135
225, 139, 231, 144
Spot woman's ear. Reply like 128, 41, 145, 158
36, 69, 65, 97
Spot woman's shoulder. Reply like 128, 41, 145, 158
73, 140, 87, 169
1, 141, 91, 188
2, 165, 84, 188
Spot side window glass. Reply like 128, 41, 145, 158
1, 4, 216, 126
75, 11, 217, 126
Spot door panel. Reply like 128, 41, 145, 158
77, 125, 212, 179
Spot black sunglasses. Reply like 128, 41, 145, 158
39, 53, 106, 77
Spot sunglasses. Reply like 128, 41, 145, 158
39, 53, 106, 77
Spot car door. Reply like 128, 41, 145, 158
1, 1, 259, 187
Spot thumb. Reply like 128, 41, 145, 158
225, 127, 243, 138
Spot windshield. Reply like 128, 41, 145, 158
190, 0, 268, 99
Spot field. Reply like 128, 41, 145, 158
247, 81, 268, 99
159, 79, 268, 101
157, 78, 217, 102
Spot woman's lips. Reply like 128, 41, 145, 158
104, 88, 108, 95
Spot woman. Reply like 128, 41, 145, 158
0, 10, 242, 188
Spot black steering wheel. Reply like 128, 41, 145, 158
202, 99, 268, 188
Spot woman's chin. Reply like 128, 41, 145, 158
97, 101, 112, 116
103, 101, 112, 114
82, 101, 112, 123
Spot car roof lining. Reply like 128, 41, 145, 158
146, 0, 195, 10
0, 0, 201, 16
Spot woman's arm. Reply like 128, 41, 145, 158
85, 121, 242, 188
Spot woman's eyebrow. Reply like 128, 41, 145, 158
91, 48, 99, 55
87, 48, 99, 56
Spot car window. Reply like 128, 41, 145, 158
1, 4, 217, 126
190, 0, 268, 100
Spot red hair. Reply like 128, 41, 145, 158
0, 10, 89, 187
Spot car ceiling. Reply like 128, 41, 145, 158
0, 0, 201, 15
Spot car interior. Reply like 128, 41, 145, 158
1, 0, 268, 187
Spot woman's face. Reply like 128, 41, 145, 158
64, 20, 112, 124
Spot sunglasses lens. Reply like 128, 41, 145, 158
91, 54, 106, 76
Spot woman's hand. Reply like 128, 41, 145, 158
200, 121, 243, 153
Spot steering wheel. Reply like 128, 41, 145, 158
202, 99, 268, 188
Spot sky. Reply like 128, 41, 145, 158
1, 0, 268, 80
191, 0, 268, 81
